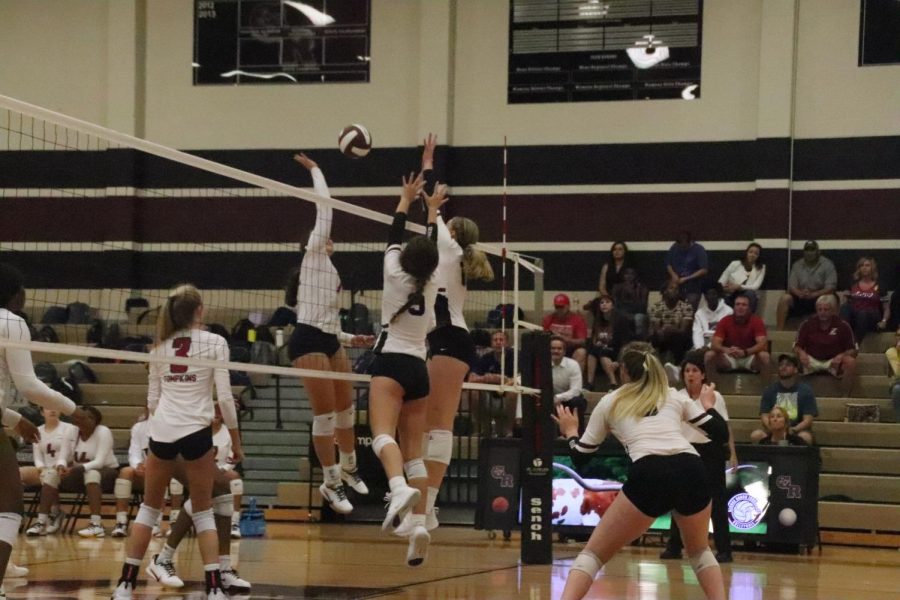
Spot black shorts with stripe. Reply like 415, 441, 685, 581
427, 325, 476, 365
370, 352, 430, 402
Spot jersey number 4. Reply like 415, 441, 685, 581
170, 337, 191, 373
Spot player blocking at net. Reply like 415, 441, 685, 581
393, 135, 495, 559
0, 263, 92, 599
112, 284, 243, 600
287, 152, 375, 515
369, 171, 443, 566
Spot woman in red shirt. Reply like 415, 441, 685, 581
839, 257, 883, 342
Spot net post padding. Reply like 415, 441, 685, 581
519, 330, 554, 565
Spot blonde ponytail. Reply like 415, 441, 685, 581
157, 284, 203, 343
609, 342, 670, 421
449, 217, 494, 282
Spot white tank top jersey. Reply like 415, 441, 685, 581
296, 168, 348, 340
578, 387, 714, 462
431, 216, 468, 331
73, 424, 119, 470
376, 244, 437, 361
33, 421, 79, 469
680, 390, 729, 445
147, 328, 234, 444
0, 308, 76, 425
128, 419, 150, 469
212, 426, 233, 470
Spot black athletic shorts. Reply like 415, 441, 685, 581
427, 325, 476, 365
149, 426, 214, 461
370, 352, 430, 402
621, 452, 711, 518
288, 323, 341, 361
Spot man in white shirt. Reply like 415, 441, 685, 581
692, 285, 733, 350
550, 336, 587, 433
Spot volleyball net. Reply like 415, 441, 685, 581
0, 93, 541, 399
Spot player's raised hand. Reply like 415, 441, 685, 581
421, 133, 437, 171
293, 152, 318, 171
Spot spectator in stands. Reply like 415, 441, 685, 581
756, 406, 808, 446
794, 294, 858, 397
886, 328, 900, 423
660, 350, 736, 563
752, 354, 817, 444
839, 257, 883, 343
597, 241, 633, 297
718, 242, 765, 314
692, 284, 733, 350
584, 295, 632, 391
60, 405, 120, 537
22, 407, 78, 536
549, 336, 587, 434
705, 292, 770, 385
468, 330, 517, 436
777, 240, 837, 330
880, 284, 899, 331
611, 267, 649, 339
665, 230, 708, 309
649, 281, 694, 367
543, 294, 588, 372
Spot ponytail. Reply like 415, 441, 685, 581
157, 284, 202, 343
609, 342, 670, 421
449, 217, 494, 282
390, 279, 426, 324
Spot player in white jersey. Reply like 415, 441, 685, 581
287, 153, 374, 515
0, 263, 89, 597
112, 284, 242, 600
554, 342, 728, 600
22, 407, 78, 536
394, 135, 494, 555
368, 171, 441, 567
110, 409, 183, 538
147, 405, 250, 595
53, 405, 119, 538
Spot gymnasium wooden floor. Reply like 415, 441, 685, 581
7, 522, 900, 599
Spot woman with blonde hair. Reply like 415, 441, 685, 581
758, 406, 808, 446
840, 256, 882, 342
393, 136, 494, 561
555, 341, 728, 600
112, 284, 242, 600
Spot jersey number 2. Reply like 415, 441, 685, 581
170, 337, 191, 373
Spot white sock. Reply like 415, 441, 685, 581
116, 511, 128, 525
158, 544, 176, 563
37, 513, 48, 525
324, 464, 341, 487
219, 554, 231, 571
231, 511, 241, 525
410, 513, 426, 528
426, 487, 439, 514
388, 476, 407, 495
90, 514, 102, 526
339, 450, 357, 472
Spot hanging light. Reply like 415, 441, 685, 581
626, 34, 669, 69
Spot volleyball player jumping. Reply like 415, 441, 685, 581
288, 153, 374, 515
394, 135, 494, 546
555, 341, 728, 600
112, 284, 242, 600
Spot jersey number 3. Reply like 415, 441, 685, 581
170, 337, 191, 373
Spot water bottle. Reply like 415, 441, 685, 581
239, 497, 266, 537
275, 328, 284, 348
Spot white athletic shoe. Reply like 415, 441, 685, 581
230, 522, 242, 539
151, 523, 163, 537
78, 524, 105, 538
406, 525, 430, 567
341, 468, 370, 495
110, 581, 133, 600
319, 483, 353, 514
25, 522, 46, 537
393, 508, 439, 537
146, 555, 184, 589
207, 588, 228, 600
46, 511, 64, 534
222, 568, 251, 593
110, 523, 128, 538
382, 485, 420, 531
5, 562, 28, 578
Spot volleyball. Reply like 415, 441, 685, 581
778, 508, 798, 527
338, 124, 372, 158
491, 496, 510, 513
